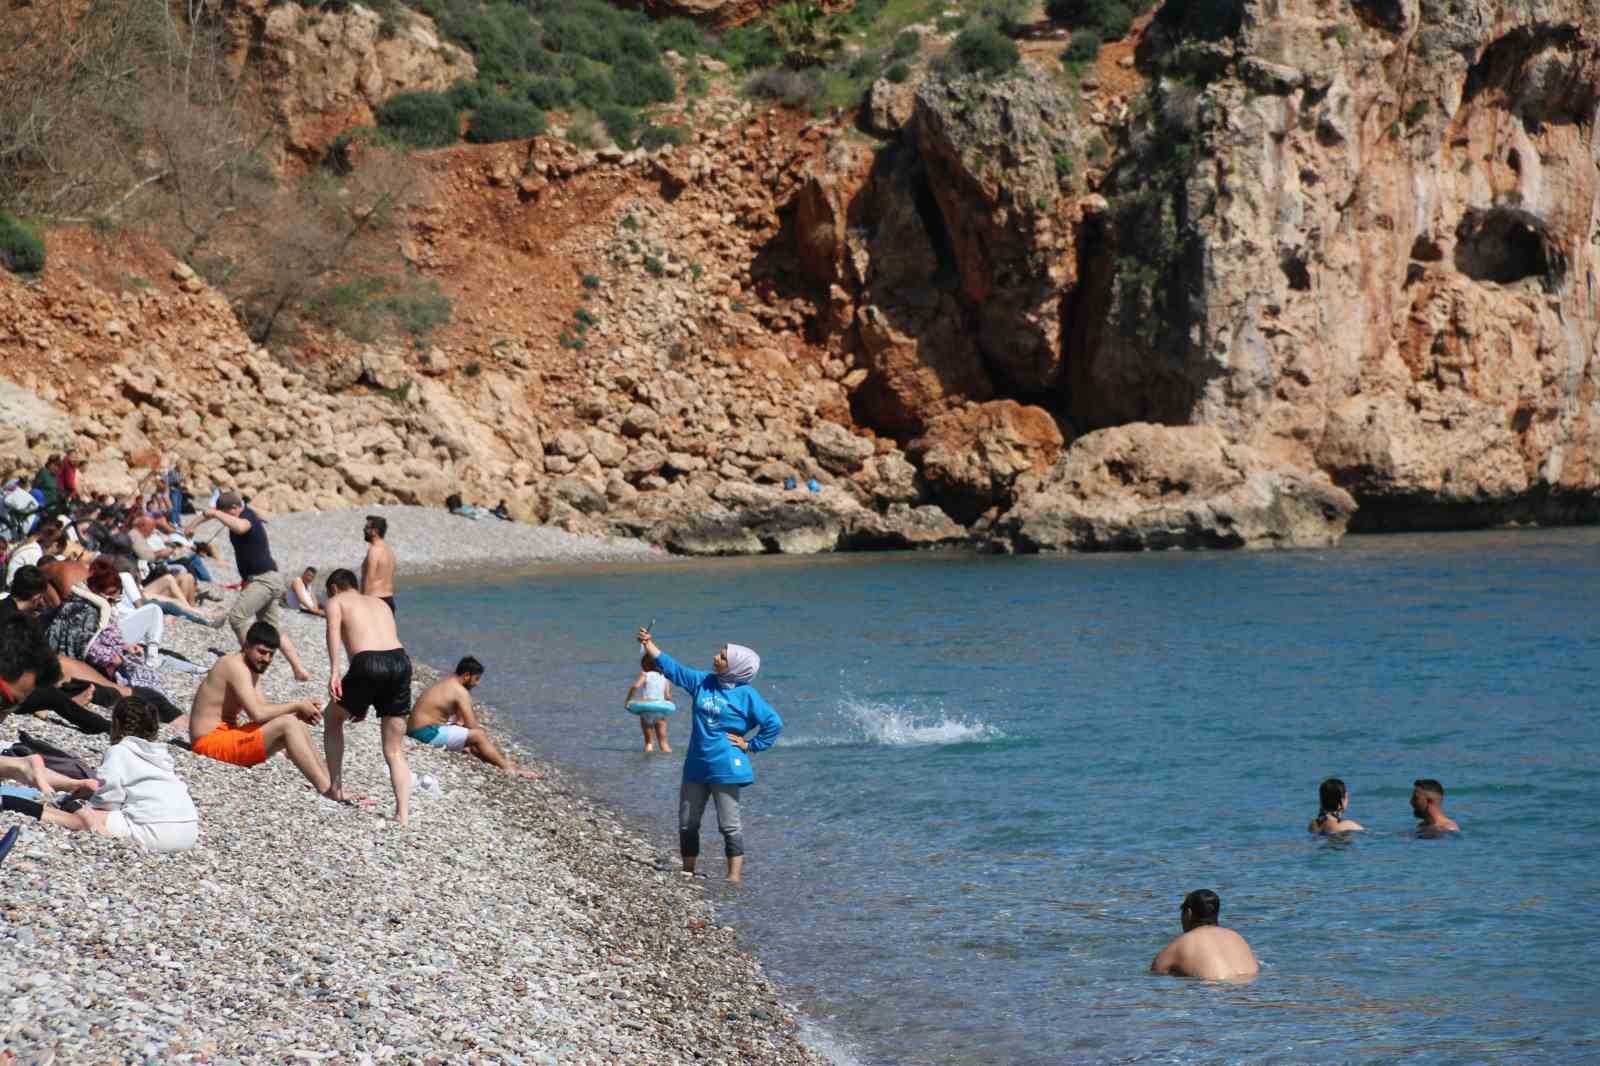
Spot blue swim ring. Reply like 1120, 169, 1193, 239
627, 699, 677, 717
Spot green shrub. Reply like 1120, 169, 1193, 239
1063, 28, 1100, 63
892, 30, 921, 59
1155, 0, 1245, 42
526, 77, 573, 110
618, 27, 658, 62
886, 61, 911, 83
446, 79, 487, 111
613, 58, 676, 106
937, 13, 968, 32
638, 124, 691, 149
975, 0, 1031, 33
685, 72, 710, 97
1045, 0, 1082, 19
744, 68, 818, 108
657, 17, 707, 57
0, 212, 46, 276
467, 98, 547, 143
581, 273, 601, 288
719, 25, 782, 71
572, 67, 615, 108
643, 255, 664, 276
376, 91, 459, 148
847, 51, 881, 80
596, 104, 639, 148
1054, 151, 1074, 178
544, 11, 617, 63
948, 25, 1020, 77
1096, 2, 1133, 39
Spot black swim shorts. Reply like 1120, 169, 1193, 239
381, 595, 396, 616
338, 648, 413, 720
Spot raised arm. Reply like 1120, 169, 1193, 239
203, 507, 253, 536
637, 629, 710, 691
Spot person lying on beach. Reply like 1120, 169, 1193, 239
636, 627, 783, 885
21, 696, 199, 853
189, 622, 337, 799
1410, 778, 1459, 833
285, 567, 324, 616
0, 752, 97, 797
1308, 777, 1363, 834
625, 653, 674, 753
407, 656, 537, 779
1151, 890, 1260, 981
323, 568, 414, 823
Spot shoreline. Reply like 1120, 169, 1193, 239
0, 508, 830, 1064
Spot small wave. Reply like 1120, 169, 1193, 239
786, 697, 1004, 748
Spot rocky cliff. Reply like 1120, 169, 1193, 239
4, 1, 1597, 554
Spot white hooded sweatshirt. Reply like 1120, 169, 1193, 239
91, 736, 199, 828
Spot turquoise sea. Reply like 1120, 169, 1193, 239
401, 528, 1600, 1064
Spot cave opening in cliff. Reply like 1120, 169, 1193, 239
910, 170, 958, 283
1454, 206, 1565, 290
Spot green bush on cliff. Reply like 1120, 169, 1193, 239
596, 104, 640, 148
0, 212, 46, 276
376, 91, 459, 148
1063, 29, 1101, 64
947, 25, 1020, 77
466, 97, 547, 143
612, 57, 677, 106
525, 76, 574, 110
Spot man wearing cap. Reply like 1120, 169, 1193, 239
193, 492, 313, 682
1151, 889, 1260, 980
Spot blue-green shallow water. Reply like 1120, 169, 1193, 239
398, 528, 1600, 1064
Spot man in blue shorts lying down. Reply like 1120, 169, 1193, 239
407, 657, 536, 779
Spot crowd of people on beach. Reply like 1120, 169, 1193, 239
0, 453, 549, 862
0, 449, 1466, 981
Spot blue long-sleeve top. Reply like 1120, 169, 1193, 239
654, 650, 782, 785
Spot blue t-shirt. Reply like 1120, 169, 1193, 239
654, 651, 782, 785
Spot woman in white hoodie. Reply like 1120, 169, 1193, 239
42, 695, 199, 852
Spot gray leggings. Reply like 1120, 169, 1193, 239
679, 780, 743, 859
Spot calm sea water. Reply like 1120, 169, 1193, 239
399, 528, 1600, 1064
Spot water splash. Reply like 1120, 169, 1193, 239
786, 697, 1004, 748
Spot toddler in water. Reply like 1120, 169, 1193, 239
626, 654, 674, 753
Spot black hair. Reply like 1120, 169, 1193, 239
324, 568, 359, 594
1318, 777, 1348, 816
1413, 778, 1444, 798
366, 514, 387, 537
455, 656, 484, 677
303, 566, 318, 576
0, 615, 61, 692
111, 695, 160, 743
1182, 889, 1221, 926
245, 621, 280, 650
8, 565, 48, 601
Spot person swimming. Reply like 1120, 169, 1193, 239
1150, 889, 1260, 981
1308, 777, 1364, 834
1411, 778, 1460, 834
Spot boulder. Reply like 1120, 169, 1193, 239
551, 475, 609, 514
0, 376, 73, 463
806, 420, 876, 475
909, 401, 1065, 525
865, 75, 916, 136
998, 424, 1356, 552
842, 503, 966, 549
76, 459, 137, 498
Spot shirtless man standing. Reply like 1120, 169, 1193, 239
407, 656, 537, 778
322, 568, 413, 824
1410, 778, 1460, 834
360, 515, 396, 616
1150, 890, 1260, 981
188, 622, 335, 796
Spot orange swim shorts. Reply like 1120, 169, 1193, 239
191, 722, 268, 767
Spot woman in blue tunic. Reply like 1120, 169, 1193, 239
637, 627, 782, 884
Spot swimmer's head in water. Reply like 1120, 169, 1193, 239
455, 656, 484, 687
324, 568, 359, 595
1319, 777, 1348, 816
1181, 890, 1221, 929
1411, 778, 1444, 817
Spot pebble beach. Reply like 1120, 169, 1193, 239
1, 507, 826, 1065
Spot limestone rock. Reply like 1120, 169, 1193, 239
806, 420, 875, 475
999, 424, 1356, 551
909, 401, 1065, 524
0, 376, 73, 463
865, 76, 917, 137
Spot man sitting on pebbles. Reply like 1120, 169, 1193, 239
407, 656, 537, 779
189, 622, 338, 799
322, 569, 414, 824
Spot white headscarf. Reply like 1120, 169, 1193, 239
718, 643, 760, 687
